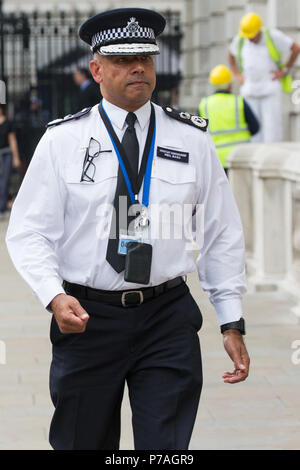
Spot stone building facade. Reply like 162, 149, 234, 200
3, 0, 184, 15
180, 0, 300, 142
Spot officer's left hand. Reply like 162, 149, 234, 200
222, 330, 250, 384
271, 69, 287, 81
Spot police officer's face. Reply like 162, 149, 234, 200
90, 54, 156, 111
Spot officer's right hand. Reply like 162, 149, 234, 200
49, 293, 89, 334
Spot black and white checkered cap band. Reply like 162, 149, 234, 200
91, 27, 155, 49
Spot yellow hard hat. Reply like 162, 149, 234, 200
209, 65, 233, 86
240, 12, 263, 39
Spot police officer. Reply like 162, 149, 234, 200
199, 64, 259, 173
6, 8, 250, 450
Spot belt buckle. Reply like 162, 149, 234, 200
121, 290, 144, 307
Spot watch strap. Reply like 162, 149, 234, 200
220, 317, 245, 335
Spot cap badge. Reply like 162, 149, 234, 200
126, 17, 140, 33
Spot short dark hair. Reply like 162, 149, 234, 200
76, 68, 90, 79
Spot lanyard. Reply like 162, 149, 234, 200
99, 101, 156, 207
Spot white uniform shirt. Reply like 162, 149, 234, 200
6, 99, 247, 326
229, 28, 293, 97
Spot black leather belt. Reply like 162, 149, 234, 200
62, 276, 185, 308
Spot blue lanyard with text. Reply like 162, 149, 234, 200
100, 101, 156, 207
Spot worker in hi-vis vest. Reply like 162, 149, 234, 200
228, 12, 300, 143
199, 65, 259, 173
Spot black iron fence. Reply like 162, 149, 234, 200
0, 5, 182, 164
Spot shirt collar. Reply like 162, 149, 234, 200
102, 98, 151, 131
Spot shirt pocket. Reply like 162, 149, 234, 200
65, 149, 117, 185
151, 156, 196, 204
64, 150, 118, 214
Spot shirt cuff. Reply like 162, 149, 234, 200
212, 298, 244, 326
37, 277, 66, 312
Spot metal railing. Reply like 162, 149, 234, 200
0, 6, 182, 163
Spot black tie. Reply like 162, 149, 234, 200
123, 112, 139, 176
106, 112, 139, 272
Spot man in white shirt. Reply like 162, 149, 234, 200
6, 8, 250, 450
228, 12, 300, 142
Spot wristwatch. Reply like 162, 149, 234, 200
220, 317, 246, 335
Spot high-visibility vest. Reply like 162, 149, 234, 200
236, 27, 293, 93
199, 93, 251, 168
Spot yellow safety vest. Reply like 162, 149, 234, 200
199, 93, 251, 168
237, 27, 293, 93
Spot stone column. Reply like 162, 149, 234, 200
250, 146, 298, 291
227, 144, 262, 256
180, 0, 196, 110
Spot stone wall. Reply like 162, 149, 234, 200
180, 0, 300, 142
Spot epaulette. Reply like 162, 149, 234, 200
163, 106, 208, 131
46, 107, 92, 128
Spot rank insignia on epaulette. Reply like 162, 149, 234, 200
163, 106, 208, 131
46, 107, 92, 128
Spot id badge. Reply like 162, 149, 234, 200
118, 234, 142, 256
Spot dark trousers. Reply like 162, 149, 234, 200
49, 282, 203, 450
0, 151, 12, 212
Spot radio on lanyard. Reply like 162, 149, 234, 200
99, 101, 156, 285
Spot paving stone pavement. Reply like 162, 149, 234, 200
1, 215, 300, 450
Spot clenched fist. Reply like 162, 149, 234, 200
49, 293, 89, 334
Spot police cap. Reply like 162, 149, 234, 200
79, 8, 166, 56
